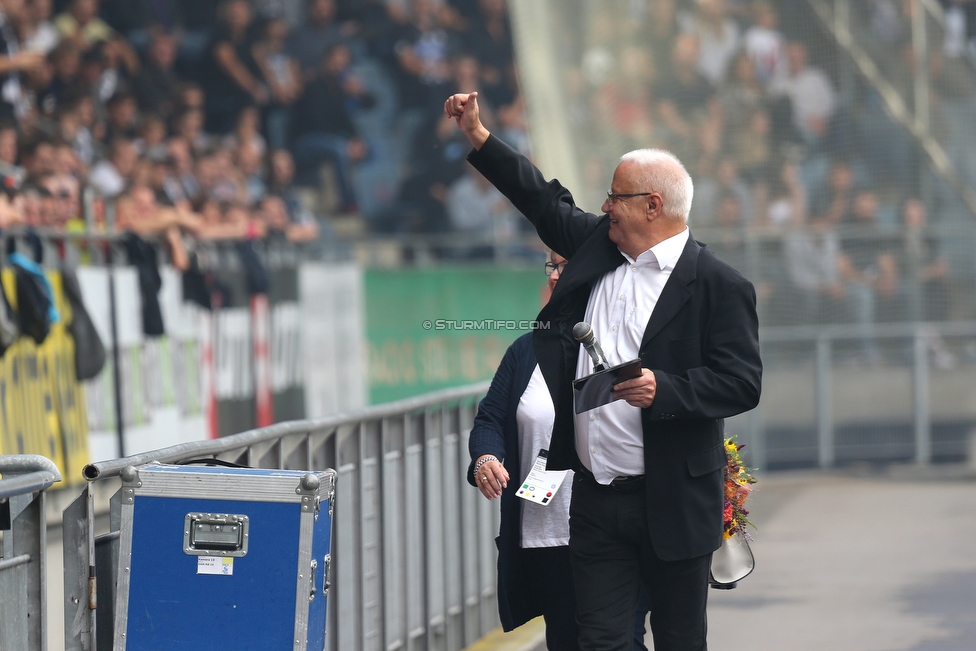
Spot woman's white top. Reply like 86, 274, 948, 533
516, 363, 573, 548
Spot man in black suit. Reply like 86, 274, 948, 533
445, 92, 762, 651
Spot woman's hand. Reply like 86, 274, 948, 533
474, 454, 509, 500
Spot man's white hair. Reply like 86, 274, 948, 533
619, 149, 694, 221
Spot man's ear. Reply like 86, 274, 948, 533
645, 193, 663, 220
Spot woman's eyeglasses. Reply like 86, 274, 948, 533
545, 261, 567, 276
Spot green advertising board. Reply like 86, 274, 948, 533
365, 266, 545, 403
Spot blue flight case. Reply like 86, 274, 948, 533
112, 463, 335, 651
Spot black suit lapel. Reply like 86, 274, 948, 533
548, 218, 625, 302
536, 218, 624, 383
640, 236, 700, 349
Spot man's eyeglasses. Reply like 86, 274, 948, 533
606, 190, 652, 205
545, 261, 567, 276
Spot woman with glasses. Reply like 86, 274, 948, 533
467, 250, 649, 650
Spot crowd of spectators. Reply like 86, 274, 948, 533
568, 0, 976, 361
0, 0, 530, 268
0, 0, 971, 355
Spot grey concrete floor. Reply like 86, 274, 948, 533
704, 466, 976, 651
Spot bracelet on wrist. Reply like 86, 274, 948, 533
473, 455, 498, 475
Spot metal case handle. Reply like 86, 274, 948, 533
183, 513, 250, 557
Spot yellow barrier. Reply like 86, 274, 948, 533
0, 269, 90, 484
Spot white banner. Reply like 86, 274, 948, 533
77, 260, 366, 459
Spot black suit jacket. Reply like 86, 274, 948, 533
468, 135, 762, 561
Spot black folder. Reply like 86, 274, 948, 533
572, 358, 643, 414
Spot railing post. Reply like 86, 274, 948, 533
105, 199, 125, 458
6, 491, 47, 651
748, 403, 766, 473
63, 486, 96, 651
82, 187, 95, 260
0, 456, 61, 651
816, 336, 835, 468
912, 0, 931, 134
913, 328, 932, 464
834, 0, 856, 102
833, 0, 850, 47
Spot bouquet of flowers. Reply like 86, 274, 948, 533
723, 438, 756, 541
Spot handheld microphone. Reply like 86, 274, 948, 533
573, 322, 609, 372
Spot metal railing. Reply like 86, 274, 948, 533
754, 321, 976, 468
65, 381, 496, 651
0, 455, 62, 651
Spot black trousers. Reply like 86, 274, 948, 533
568, 472, 711, 651
520, 545, 581, 651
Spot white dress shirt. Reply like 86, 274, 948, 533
574, 228, 690, 484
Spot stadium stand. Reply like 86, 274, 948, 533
1, 0, 974, 350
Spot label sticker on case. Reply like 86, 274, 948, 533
197, 556, 234, 575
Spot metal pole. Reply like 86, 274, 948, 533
913, 328, 932, 464
749, 402, 766, 472
816, 336, 835, 468
834, 0, 850, 49
62, 487, 96, 651
0, 455, 62, 497
105, 199, 125, 458
82, 187, 95, 260
835, 0, 856, 107
912, 0, 930, 133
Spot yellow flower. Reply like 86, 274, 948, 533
723, 529, 734, 540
